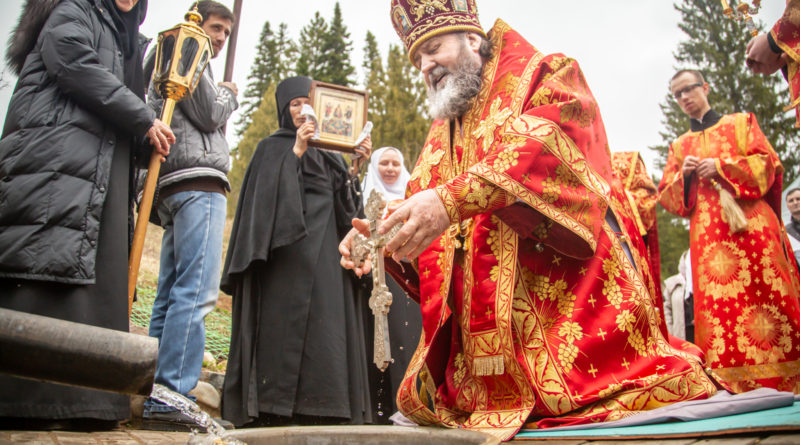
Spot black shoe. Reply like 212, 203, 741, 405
141, 410, 234, 432
141, 410, 199, 432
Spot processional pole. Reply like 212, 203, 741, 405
224, 0, 243, 83
128, 3, 214, 315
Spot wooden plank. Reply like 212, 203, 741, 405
758, 434, 800, 445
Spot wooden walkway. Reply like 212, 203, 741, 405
0, 429, 798, 444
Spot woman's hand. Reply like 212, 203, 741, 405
147, 118, 175, 161
339, 219, 372, 277
351, 135, 372, 174
293, 120, 315, 158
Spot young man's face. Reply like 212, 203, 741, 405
670, 72, 710, 120
202, 14, 233, 58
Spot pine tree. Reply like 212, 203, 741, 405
295, 12, 329, 81
362, 31, 386, 138
378, 44, 430, 168
227, 83, 279, 214
319, 2, 355, 86
234, 21, 296, 137
653, 0, 799, 278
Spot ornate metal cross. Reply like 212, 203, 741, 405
351, 190, 402, 371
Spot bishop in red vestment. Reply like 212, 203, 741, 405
340, 2, 718, 440
660, 69, 800, 394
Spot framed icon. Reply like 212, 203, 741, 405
308, 81, 369, 153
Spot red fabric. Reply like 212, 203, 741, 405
659, 112, 800, 393
390, 20, 717, 442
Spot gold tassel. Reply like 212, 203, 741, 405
474, 355, 505, 376
712, 179, 748, 233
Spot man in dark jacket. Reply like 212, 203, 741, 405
0, 0, 172, 430
140, 1, 237, 430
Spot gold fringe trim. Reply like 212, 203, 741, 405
474, 355, 505, 376
712, 179, 748, 233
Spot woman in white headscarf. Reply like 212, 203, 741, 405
360, 147, 420, 423
362, 147, 411, 204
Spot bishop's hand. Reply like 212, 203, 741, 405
381, 189, 450, 263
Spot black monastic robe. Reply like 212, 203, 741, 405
220, 128, 373, 427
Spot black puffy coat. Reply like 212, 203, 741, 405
0, 0, 155, 284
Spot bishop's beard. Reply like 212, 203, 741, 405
426, 54, 482, 120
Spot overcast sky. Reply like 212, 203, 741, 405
0, 1, 786, 174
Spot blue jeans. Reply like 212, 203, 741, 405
144, 190, 226, 414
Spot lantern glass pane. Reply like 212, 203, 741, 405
158, 35, 175, 78
191, 51, 209, 88
178, 37, 199, 76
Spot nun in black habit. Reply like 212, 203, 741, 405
221, 76, 375, 427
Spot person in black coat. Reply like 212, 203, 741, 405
220, 76, 375, 427
0, 0, 173, 430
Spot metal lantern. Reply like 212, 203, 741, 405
128, 5, 213, 315
151, 6, 213, 115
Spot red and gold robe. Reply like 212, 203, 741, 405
611, 151, 663, 311
659, 112, 800, 394
771, 0, 800, 127
387, 19, 717, 442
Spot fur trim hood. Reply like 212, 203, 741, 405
6, 0, 61, 76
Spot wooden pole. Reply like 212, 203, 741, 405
223, 0, 243, 83
128, 99, 177, 316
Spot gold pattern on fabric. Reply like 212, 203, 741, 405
696, 240, 751, 301
410, 145, 446, 189
471, 163, 595, 250
509, 115, 611, 197
407, 0, 448, 20
512, 274, 580, 415
473, 97, 515, 153
560, 99, 597, 128
712, 359, 800, 383
556, 368, 717, 425
435, 184, 461, 225
734, 304, 795, 364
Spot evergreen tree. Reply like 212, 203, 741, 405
362, 31, 386, 137
319, 2, 355, 86
376, 44, 430, 168
234, 21, 296, 137
227, 83, 279, 214
295, 12, 329, 81
653, 0, 799, 278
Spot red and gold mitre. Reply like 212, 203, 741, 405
390, 0, 485, 63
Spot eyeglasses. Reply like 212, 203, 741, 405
673, 82, 703, 99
